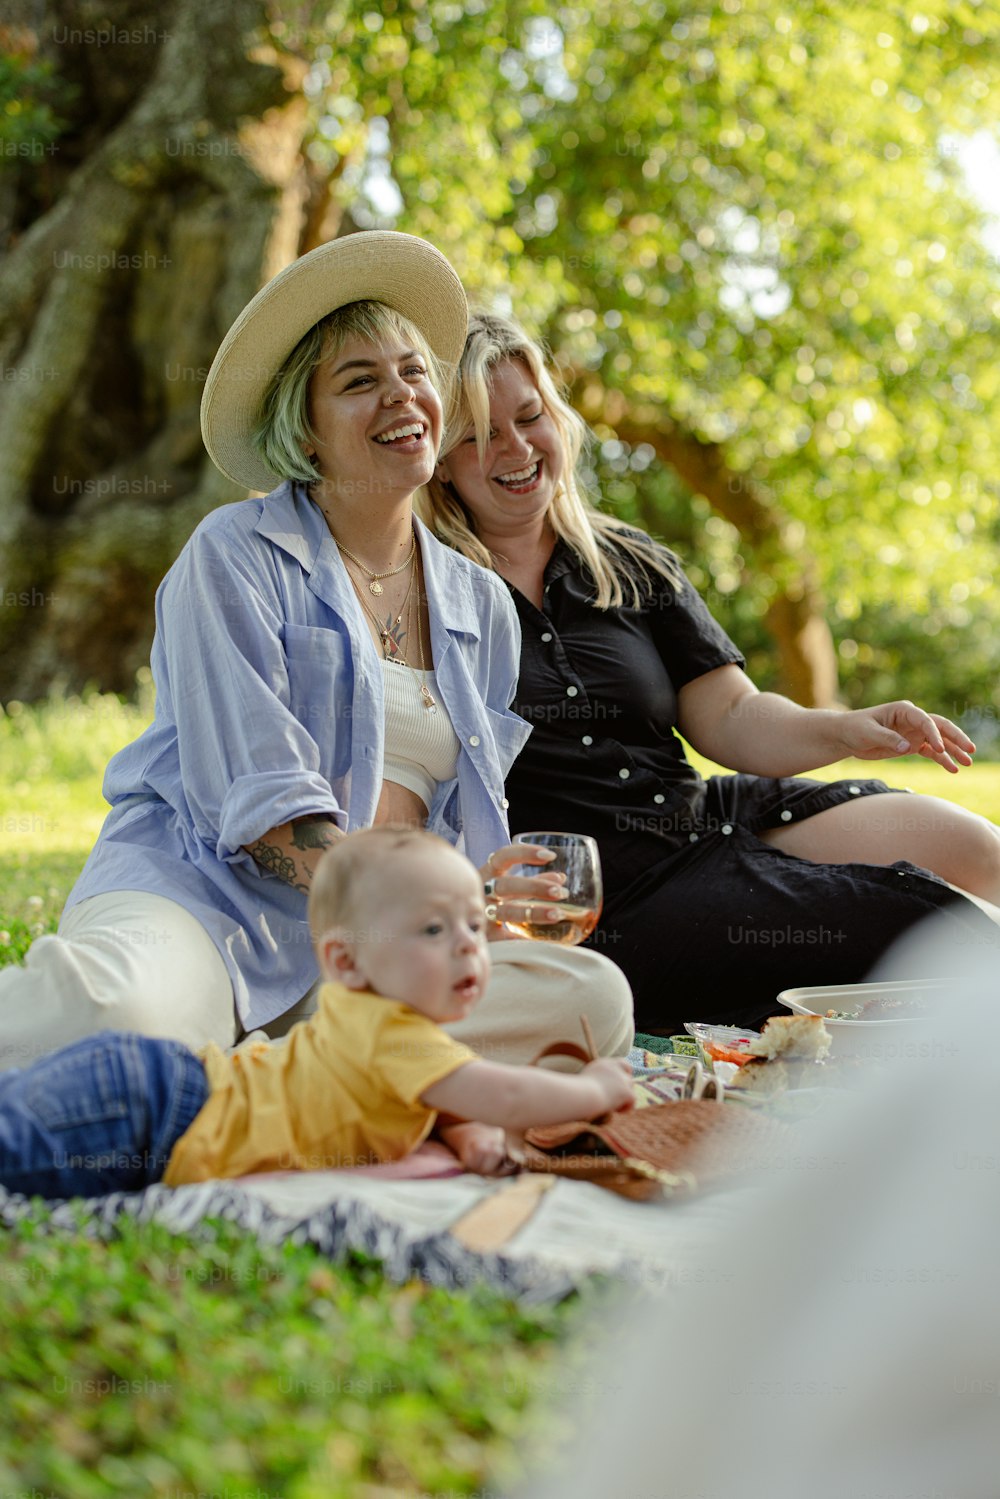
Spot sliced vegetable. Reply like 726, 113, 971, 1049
704, 1040, 754, 1067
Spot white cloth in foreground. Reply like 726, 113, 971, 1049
521, 913, 1000, 1499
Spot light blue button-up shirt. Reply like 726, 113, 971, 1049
65, 482, 531, 1028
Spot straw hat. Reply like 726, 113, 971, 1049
200, 230, 468, 493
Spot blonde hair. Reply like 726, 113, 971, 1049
253, 301, 444, 486
308, 826, 456, 943
420, 310, 680, 609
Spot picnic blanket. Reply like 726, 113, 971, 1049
0, 1153, 752, 1303
0, 1046, 757, 1302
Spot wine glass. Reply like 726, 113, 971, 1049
506, 832, 603, 946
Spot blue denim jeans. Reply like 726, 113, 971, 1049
0, 1032, 210, 1199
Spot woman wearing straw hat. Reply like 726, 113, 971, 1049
0, 235, 633, 1076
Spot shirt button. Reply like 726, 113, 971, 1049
689, 832, 699, 843
848, 785, 861, 795
653, 794, 665, 805
618, 768, 630, 780
540, 632, 553, 643
582, 735, 593, 746
721, 824, 733, 835
501, 797, 509, 809
469, 735, 480, 747
780, 810, 792, 822
566, 685, 578, 697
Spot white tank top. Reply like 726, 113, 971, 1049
381, 658, 461, 810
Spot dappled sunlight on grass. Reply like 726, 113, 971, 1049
1, 672, 154, 784
0, 687, 154, 962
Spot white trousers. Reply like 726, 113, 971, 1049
0, 892, 237, 1071
0, 894, 634, 1072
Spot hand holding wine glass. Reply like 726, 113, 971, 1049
503, 832, 603, 946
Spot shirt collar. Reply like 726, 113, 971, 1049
543, 536, 577, 587
253, 481, 328, 572
254, 481, 482, 639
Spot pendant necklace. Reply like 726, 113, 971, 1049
410, 580, 437, 712
336, 534, 416, 596
343, 546, 436, 711
347, 554, 415, 660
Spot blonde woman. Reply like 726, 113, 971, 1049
0, 244, 633, 1076
422, 311, 1000, 1033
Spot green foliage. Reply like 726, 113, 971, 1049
0, 1215, 580, 1497
0, 38, 72, 160
588, 440, 1000, 717
273, 0, 1000, 706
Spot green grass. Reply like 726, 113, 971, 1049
1, 682, 156, 957
3, 691, 1000, 1494
0, 1215, 588, 1498
0, 688, 593, 1497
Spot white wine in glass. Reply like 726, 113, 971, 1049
505, 832, 603, 946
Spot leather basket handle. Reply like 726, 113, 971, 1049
526, 1039, 592, 1069
526, 1015, 600, 1071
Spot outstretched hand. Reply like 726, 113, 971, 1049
436, 1119, 511, 1175
582, 1057, 635, 1116
840, 701, 975, 774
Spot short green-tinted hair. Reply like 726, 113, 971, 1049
252, 301, 444, 485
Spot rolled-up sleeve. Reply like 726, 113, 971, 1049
156, 524, 344, 862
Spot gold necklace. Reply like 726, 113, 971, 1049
409, 578, 437, 713
335, 534, 416, 596
347, 547, 436, 711
348, 555, 416, 660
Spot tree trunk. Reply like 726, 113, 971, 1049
0, 0, 307, 699
575, 383, 841, 707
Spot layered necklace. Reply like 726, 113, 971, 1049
336, 534, 416, 596
338, 535, 437, 712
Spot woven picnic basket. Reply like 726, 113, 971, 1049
517, 1040, 793, 1201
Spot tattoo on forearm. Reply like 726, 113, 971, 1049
246, 817, 342, 893
290, 816, 341, 853
246, 838, 308, 893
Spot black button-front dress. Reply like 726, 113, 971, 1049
502, 536, 999, 1032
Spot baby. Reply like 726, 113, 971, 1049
0, 828, 633, 1198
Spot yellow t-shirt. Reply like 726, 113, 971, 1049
163, 981, 478, 1186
